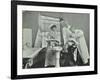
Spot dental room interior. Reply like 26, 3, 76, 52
22, 11, 90, 69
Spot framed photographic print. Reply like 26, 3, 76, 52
11, 0, 97, 79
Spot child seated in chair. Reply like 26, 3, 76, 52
60, 38, 78, 67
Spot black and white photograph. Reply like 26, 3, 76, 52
22, 11, 90, 69
11, 1, 97, 79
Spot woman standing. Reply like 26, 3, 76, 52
45, 24, 59, 67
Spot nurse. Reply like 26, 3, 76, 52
71, 29, 90, 64
45, 24, 59, 67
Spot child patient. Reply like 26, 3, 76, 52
60, 38, 78, 67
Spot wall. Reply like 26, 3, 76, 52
23, 11, 39, 47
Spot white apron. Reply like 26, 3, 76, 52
74, 30, 89, 64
